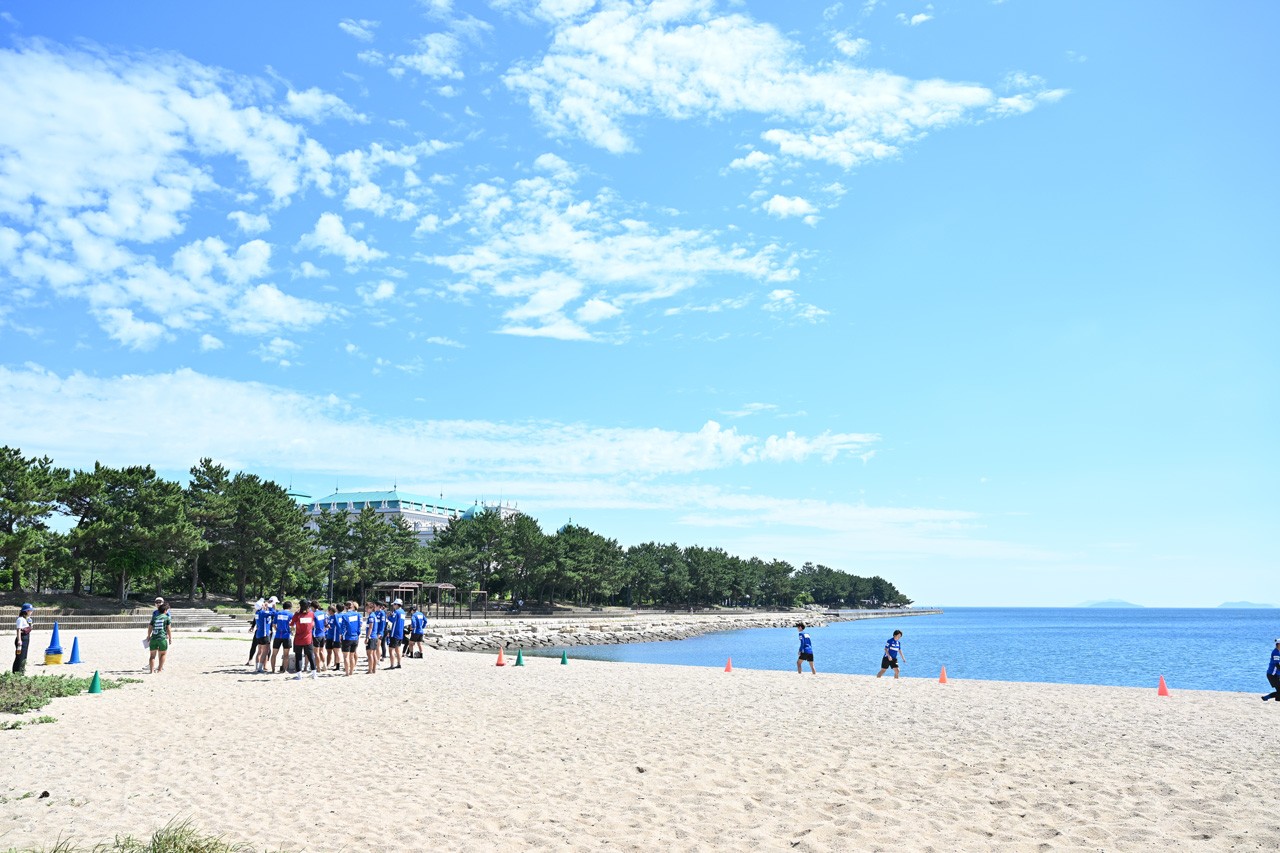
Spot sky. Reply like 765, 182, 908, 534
0, 1, 1275, 607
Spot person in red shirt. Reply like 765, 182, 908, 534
290, 601, 318, 680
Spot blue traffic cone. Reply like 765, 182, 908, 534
44, 621, 64, 665
67, 637, 82, 665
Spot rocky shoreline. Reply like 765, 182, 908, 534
422, 609, 939, 653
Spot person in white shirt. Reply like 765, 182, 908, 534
13, 603, 33, 675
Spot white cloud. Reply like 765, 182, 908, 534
763, 289, 829, 323
283, 87, 368, 124
253, 336, 299, 366
424, 164, 796, 340
832, 34, 869, 57
296, 212, 387, 265
228, 284, 335, 335
0, 42, 339, 345
199, 333, 224, 351
762, 195, 817, 219
721, 402, 777, 418
425, 335, 465, 348
727, 150, 773, 171
394, 32, 464, 79
503, 0, 1060, 171
227, 210, 270, 234
359, 280, 396, 305
898, 11, 933, 26
294, 261, 329, 279
338, 19, 379, 42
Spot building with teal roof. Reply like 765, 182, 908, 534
302, 490, 521, 545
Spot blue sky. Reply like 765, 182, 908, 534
0, 1, 1275, 606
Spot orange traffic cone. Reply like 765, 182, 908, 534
1157, 675, 1169, 696
939, 666, 948, 684
724, 657, 733, 672
495, 647, 506, 667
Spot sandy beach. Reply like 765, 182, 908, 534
2, 629, 1277, 852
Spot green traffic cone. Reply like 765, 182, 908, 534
514, 649, 524, 666
560, 650, 568, 665
88, 670, 102, 694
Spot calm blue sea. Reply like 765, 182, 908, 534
538, 608, 1280, 693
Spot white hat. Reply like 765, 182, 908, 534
393, 598, 403, 605
268, 595, 279, 603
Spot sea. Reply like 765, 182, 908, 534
537, 608, 1280, 694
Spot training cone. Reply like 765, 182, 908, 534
514, 649, 524, 667
939, 666, 948, 684
44, 621, 64, 666
560, 650, 569, 665
495, 647, 506, 667
724, 657, 733, 673
88, 671, 102, 694
67, 637, 82, 665
1157, 675, 1169, 697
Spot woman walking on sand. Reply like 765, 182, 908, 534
13, 603, 33, 674
147, 602, 172, 673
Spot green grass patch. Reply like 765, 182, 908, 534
204, 625, 223, 633
2, 819, 254, 852
0, 672, 133, 715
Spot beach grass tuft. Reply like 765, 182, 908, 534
3, 819, 254, 852
0, 672, 133, 715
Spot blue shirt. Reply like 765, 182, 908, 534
313, 613, 326, 640
1269, 647, 1280, 676
273, 610, 293, 639
390, 608, 406, 639
253, 609, 273, 638
411, 612, 426, 634
885, 637, 901, 660
325, 615, 339, 642
798, 632, 813, 655
367, 613, 384, 639
341, 611, 362, 642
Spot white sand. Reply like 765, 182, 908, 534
2, 629, 1278, 852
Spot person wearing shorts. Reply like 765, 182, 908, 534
252, 598, 276, 672
147, 603, 172, 673
324, 605, 340, 670
270, 601, 294, 673
13, 603, 33, 675
796, 623, 816, 674
1263, 639, 1280, 702
877, 630, 905, 679
387, 599, 406, 669
408, 605, 426, 659
364, 601, 383, 674
340, 602, 361, 677
290, 601, 318, 680
310, 605, 326, 671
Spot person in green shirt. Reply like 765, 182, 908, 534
147, 602, 173, 673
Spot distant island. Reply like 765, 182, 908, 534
1218, 601, 1276, 609
1079, 599, 1144, 608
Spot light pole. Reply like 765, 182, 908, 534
328, 553, 335, 604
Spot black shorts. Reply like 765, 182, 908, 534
798, 653, 814, 662
881, 655, 899, 669
1268, 672, 1280, 690
341, 640, 357, 653
325, 639, 337, 650
366, 639, 378, 651
273, 638, 292, 650
410, 633, 423, 643
388, 637, 402, 648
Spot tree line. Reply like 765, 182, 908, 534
0, 446, 912, 609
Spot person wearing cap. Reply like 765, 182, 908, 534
13, 603, 34, 675
1263, 639, 1280, 702
796, 623, 816, 674
387, 599, 406, 669
146, 602, 173, 673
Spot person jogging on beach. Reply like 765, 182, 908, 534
290, 601, 318, 680
796, 623, 816, 674
1263, 639, 1280, 702
270, 601, 294, 673
13, 603, 33, 675
147, 602, 172, 673
877, 630, 905, 678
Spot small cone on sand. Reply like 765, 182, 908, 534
495, 647, 506, 667
724, 658, 733, 673
560, 651, 569, 665
88, 671, 102, 694
1157, 675, 1169, 696
939, 666, 948, 684
514, 649, 524, 666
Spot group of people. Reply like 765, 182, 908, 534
795, 623, 906, 676
247, 597, 430, 678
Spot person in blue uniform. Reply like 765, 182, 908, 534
387, 599, 407, 669
1263, 639, 1280, 701
269, 601, 294, 674
877, 630, 904, 679
796, 623, 816, 674
364, 601, 383, 674
408, 605, 427, 659
252, 599, 275, 673
340, 601, 361, 677
324, 605, 340, 671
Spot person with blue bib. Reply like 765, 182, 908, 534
269, 600, 294, 674
877, 630, 905, 679
408, 605, 427, 659
340, 601, 362, 677
387, 599, 407, 669
324, 604, 340, 671
375, 602, 389, 659
796, 623, 816, 674
364, 601, 383, 674
311, 604, 326, 671
1263, 639, 1280, 702
251, 598, 275, 673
